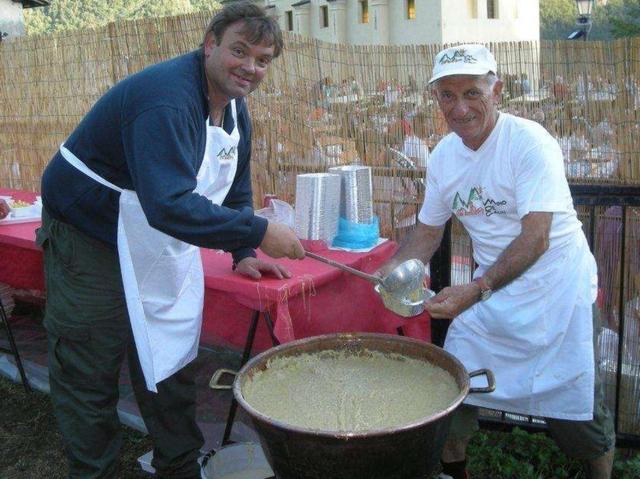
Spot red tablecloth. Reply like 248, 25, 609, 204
200, 243, 430, 350
0, 189, 43, 291
0, 188, 430, 351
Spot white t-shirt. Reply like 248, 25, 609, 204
419, 113, 583, 268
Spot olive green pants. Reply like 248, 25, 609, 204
37, 209, 204, 479
447, 307, 616, 461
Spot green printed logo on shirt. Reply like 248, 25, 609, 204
452, 186, 507, 217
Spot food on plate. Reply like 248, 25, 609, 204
5, 199, 40, 219
242, 349, 459, 432
10, 200, 32, 208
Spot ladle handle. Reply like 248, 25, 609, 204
305, 251, 382, 285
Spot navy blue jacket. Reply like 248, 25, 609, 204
41, 50, 267, 263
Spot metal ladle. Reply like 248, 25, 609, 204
304, 252, 434, 317
373, 258, 435, 317
304, 251, 384, 285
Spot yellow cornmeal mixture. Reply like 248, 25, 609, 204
242, 350, 459, 432
380, 286, 423, 304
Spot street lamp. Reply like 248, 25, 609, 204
568, 0, 596, 103
576, 0, 594, 16
568, 0, 595, 41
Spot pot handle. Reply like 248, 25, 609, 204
209, 368, 237, 390
468, 369, 496, 394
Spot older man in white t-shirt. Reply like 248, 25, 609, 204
379, 44, 614, 479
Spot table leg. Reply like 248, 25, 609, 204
0, 298, 31, 392
220, 309, 282, 446
262, 311, 280, 347
221, 309, 260, 446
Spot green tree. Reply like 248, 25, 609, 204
540, 0, 576, 40
585, 2, 615, 40
189, 0, 221, 13
540, 0, 612, 40
605, 0, 640, 38
24, 0, 221, 36
541, 0, 640, 40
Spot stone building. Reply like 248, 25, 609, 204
252, 0, 539, 46
0, 0, 49, 40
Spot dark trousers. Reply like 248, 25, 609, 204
37, 209, 204, 479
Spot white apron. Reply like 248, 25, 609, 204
445, 233, 598, 420
60, 100, 240, 392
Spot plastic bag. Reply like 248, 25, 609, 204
254, 199, 295, 229
332, 216, 379, 250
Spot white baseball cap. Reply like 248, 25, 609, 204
429, 44, 497, 84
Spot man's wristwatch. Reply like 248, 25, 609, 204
474, 276, 493, 301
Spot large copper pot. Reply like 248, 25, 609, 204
233, 333, 494, 479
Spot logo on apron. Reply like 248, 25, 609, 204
217, 146, 237, 161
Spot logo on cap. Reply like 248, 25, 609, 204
439, 48, 478, 65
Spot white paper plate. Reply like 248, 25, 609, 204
0, 204, 42, 225
202, 443, 273, 479
0, 215, 42, 225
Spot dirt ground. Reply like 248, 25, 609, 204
0, 376, 153, 479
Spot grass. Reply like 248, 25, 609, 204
467, 427, 640, 479
0, 375, 638, 479
0, 376, 152, 479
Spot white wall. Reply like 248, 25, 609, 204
310, 0, 337, 44
0, 0, 26, 39
388, 0, 442, 46
265, 0, 539, 46
441, 0, 539, 45
344, 0, 380, 45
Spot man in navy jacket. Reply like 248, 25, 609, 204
38, 2, 303, 478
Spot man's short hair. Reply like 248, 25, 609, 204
203, 1, 283, 58
431, 72, 499, 91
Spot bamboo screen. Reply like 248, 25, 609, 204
0, 13, 639, 435
1, 15, 640, 222
588, 205, 640, 438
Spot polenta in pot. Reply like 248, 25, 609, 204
241, 349, 459, 433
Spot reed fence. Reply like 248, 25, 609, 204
2, 15, 639, 236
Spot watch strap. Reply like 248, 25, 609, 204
475, 276, 491, 292
474, 276, 492, 301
